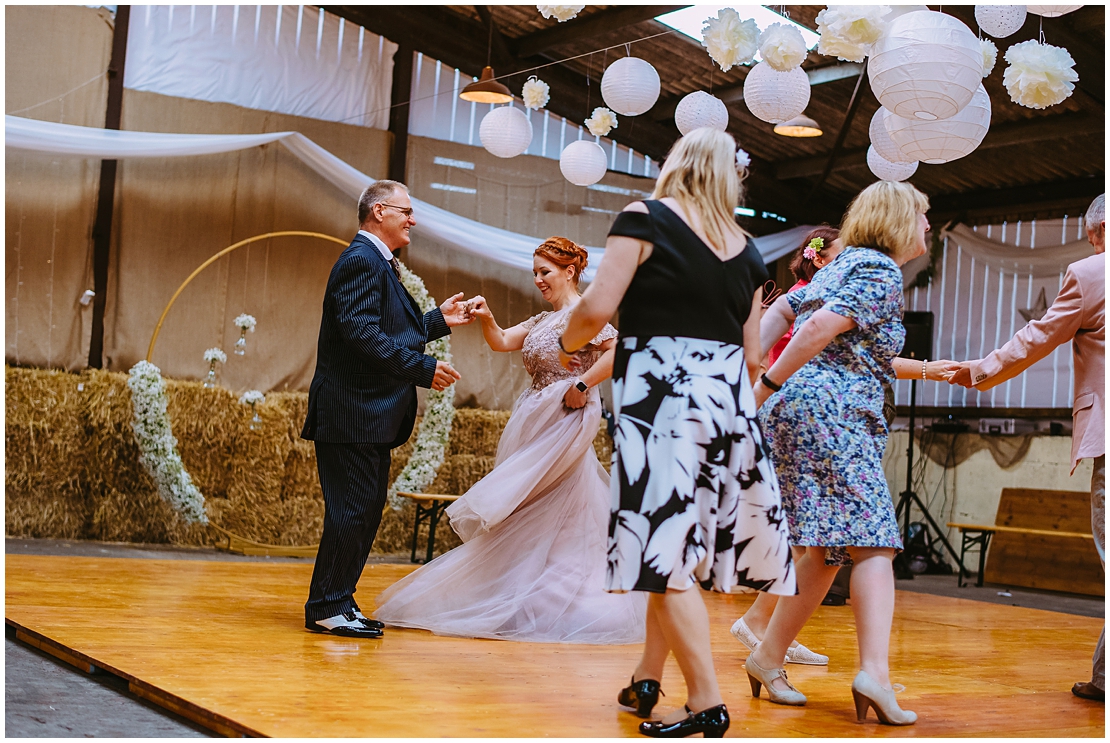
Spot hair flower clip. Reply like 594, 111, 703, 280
802, 236, 824, 261
735, 147, 751, 169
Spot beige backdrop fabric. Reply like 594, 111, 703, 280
5, 5, 113, 371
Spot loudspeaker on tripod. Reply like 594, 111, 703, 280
899, 311, 934, 361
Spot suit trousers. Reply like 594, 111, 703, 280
305, 441, 392, 622
1091, 455, 1105, 691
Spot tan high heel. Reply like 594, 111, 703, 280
744, 652, 807, 706
851, 671, 917, 726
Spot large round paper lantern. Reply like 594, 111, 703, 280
478, 106, 533, 158
560, 140, 608, 186
974, 5, 1027, 38
869, 107, 915, 163
674, 91, 729, 136
886, 84, 992, 164
600, 57, 660, 116
1027, 6, 1083, 17
867, 146, 919, 181
870, 10, 982, 121
743, 62, 811, 125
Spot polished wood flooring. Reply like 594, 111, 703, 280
5, 554, 1105, 737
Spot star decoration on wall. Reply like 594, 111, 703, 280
1019, 287, 1049, 323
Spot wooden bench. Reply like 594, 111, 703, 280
947, 488, 1100, 595
397, 492, 460, 565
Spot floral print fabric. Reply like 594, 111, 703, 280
761, 247, 906, 565
606, 336, 796, 596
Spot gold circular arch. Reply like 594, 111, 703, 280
146, 230, 348, 362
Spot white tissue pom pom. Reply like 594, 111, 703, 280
816, 5, 890, 62
522, 78, 550, 110
701, 8, 759, 72
585, 107, 618, 137
981, 38, 998, 77
1003, 40, 1078, 109
735, 148, 751, 169
537, 5, 584, 22
758, 23, 808, 72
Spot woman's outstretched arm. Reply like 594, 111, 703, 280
892, 357, 961, 382
468, 296, 531, 352
754, 309, 855, 406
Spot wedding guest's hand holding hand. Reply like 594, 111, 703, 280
563, 382, 588, 410
440, 292, 474, 326
431, 361, 461, 391
948, 362, 974, 388
926, 360, 962, 382
467, 296, 492, 322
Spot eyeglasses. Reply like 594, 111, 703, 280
378, 203, 414, 217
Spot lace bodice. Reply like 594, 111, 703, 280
520, 308, 617, 391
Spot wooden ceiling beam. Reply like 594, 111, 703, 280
775, 113, 1106, 180
929, 175, 1104, 223
506, 6, 689, 58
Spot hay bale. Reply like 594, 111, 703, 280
5, 367, 94, 538
447, 409, 510, 458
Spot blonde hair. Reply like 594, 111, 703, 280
651, 128, 748, 254
534, 236, 589, 286
839, 181, 930, 263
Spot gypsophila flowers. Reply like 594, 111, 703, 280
239, 390, 265, 406
204, 347, 227, 364
233, 314, 257, 332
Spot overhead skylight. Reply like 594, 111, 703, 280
656, 5, 820, 58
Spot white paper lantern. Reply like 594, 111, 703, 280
743, 62, 810, 125
1027, 6, 1083, 17
869, 107, 915, 163
870, 10, 983, 121
974, 5, 1027, 38
886, 84, 992, 164
867, 146, 919, 181
600, 57, 661, 116
674, 91, 729, 136
560, 140, 608, 186
479, 106, 533, 158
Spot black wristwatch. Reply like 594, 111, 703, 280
575, 380, 589, 393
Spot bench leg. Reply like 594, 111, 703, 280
958, 532, 969, 588
976, 533, 993, 588
410, 502, 429, 564
425, 500, 445, 564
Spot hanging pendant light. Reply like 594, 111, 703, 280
460, 66, 513, 104
774, 114, 823, 137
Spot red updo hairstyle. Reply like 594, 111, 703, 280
788, 225, 840, 283
534, 236, 589, 286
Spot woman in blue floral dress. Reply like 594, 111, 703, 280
744, 181, 949, 727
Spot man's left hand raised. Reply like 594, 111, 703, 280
440, 292, 477, 327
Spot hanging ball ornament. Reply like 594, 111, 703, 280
600, 57, 661, 116
479, 106, 533, 158
974, 5, 1027, 38
743, 62, 811, 125
885, 84, 992, 164
674, 91, 729, 136
560, 140, 608, 186
867, 146, 919, 182
1026, 6, 1083, 18
869, 107, 915, 163
869, 10, 982, 122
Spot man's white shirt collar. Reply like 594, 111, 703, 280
358, 230, 395, 262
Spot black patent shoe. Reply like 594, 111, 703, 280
639, 704, 729, 738
618, 676, 663, 718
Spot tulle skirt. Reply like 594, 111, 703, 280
374, 378, 647, 644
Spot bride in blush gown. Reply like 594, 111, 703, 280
374, 237, 647, 644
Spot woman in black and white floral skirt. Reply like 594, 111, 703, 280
560, 128, 796, 738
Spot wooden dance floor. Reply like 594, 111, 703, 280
5, 554, 1104, 737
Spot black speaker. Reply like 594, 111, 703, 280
899, 311, 933, 360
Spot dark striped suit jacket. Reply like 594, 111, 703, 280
302, 233, 450, 444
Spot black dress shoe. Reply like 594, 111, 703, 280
305, 611, 384, 638
1072, 682, 1105, 701
357, 616, 385, 630
618, 676, 664, 718
639, 704, 729, 738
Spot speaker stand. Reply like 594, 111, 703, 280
893, 379, 962, 578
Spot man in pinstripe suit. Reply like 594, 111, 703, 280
303, 180, 475, 638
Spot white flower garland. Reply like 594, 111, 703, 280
128, 360, 209, 524
388, 259, 456, 510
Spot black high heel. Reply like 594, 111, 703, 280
639, 704, 730, 738
617, 676, 663, 719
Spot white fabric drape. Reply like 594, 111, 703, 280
5, 115, 800, 278
942, 223, 1092, 278
125, 5, 395, 130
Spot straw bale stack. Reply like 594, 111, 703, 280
5, 366, 613, 558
